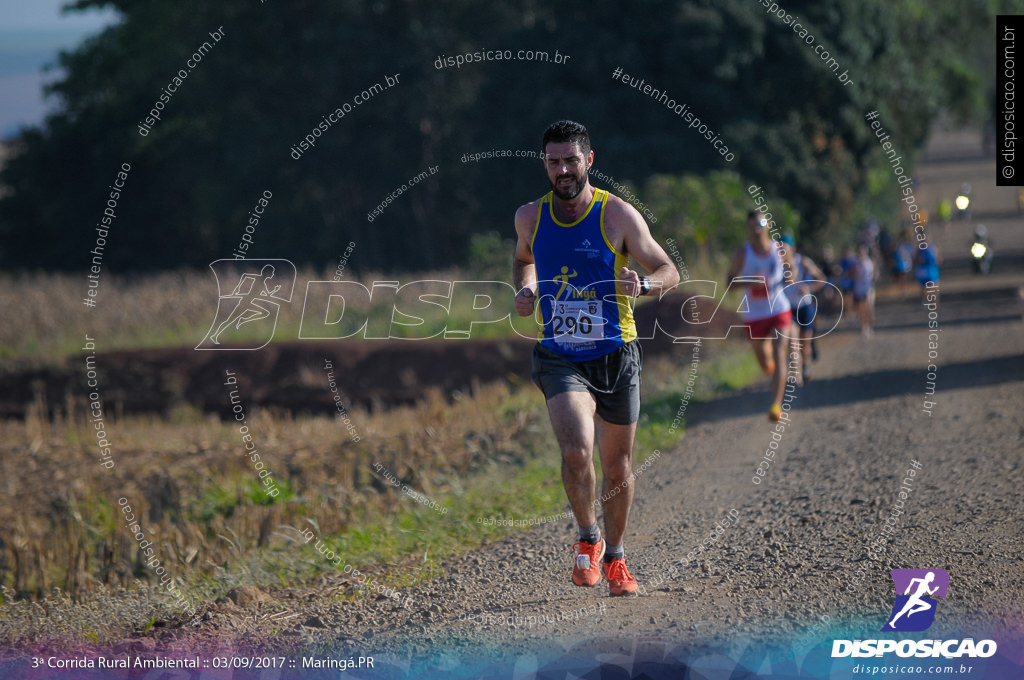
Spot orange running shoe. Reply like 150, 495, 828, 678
769, 403, 782, 421
602, 557, 639, 596
571, 537, 606, 586
762, 357, 776, 377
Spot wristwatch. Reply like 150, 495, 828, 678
639, 277, 652, 296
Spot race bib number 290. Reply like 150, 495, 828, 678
550, 300, 603, 345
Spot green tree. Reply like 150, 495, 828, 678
0, 0, 999, 273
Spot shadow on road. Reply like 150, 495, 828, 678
878, 314, 1022, 333
684, 352, 1024, 426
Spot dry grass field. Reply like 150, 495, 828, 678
0, 265, 750, 652
0, 378, 563, 601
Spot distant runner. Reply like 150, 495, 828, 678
853, 244, 877, 337
781, 235, 827, 383
726, 211, 794, 420
915, 236, 941, 300
513, 120, 679, 595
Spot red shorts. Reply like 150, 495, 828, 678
745, 311, 793, 340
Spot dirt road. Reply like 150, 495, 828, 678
136, 129, 1024, 678
3, 131, 1021, 679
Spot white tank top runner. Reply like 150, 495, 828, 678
854, 256, 874, 296
738, 241, 791, 321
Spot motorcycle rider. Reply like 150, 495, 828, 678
971, 224, 993, 274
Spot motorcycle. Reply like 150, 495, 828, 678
955, 183, 972, 221
970, 226, 992, 274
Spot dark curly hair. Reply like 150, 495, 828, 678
542, 120, 590, 156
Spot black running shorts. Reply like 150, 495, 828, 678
531, 341, 641, 425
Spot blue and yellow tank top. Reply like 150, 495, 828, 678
531, 188, 637, 361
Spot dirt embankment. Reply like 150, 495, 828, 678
1, 295, 738, 420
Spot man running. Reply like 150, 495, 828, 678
512, 120, 679, 596
853, 244, 877, 337
915, 236, 941, 300
726, 211, 794, 420
781, 235, 827, 383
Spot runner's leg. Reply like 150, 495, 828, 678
546, 391, 598, 527
865, 290, 876, 332
595, 416, 637, 548
772, 331, 790, 405
751, 338, 774, 376
788, 321, 804, 385
802, 327, 815, 378
595, 413, 640, 594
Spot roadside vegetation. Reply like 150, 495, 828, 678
0, 261, 765, 644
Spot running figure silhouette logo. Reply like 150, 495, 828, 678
881, 568, 949, 632
197, 259, 296, 350
554, 265, 578, 299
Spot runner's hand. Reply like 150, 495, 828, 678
515, 287, 537, 317
619, 267, 642, 297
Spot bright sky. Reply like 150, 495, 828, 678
0, 0, 118, 136
0, 0, 116, 31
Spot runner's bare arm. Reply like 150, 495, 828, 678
605, 197, 679, 297
779, 245, 797, 286
513, 201, 540, 316
726, 247, 750, 288
801, 256, 827, 293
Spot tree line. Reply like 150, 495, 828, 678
0, 0, 1003, 273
